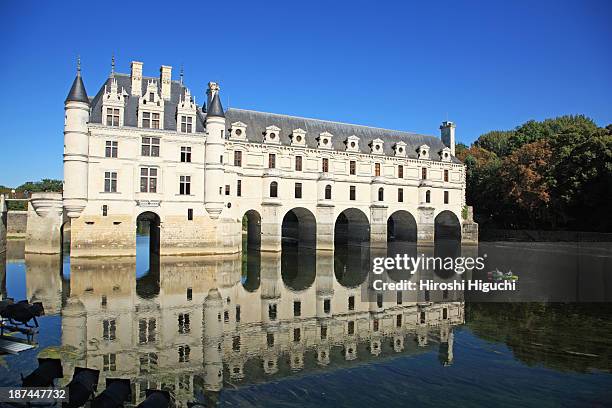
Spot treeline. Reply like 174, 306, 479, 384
457, 115, 612, 232
0, 179, 62, 210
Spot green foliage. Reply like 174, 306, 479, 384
464, 115, 612, 231
16, 179, 62, 193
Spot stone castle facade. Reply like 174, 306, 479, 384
59, 60, 477, 257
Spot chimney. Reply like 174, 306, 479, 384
160, 65, 172, 100
130, 61, 143, 96
440, 121, 456, 156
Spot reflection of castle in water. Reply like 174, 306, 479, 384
27, 247, 464, 406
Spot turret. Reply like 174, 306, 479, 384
203, 288, 224, 393
204, 82, 226, 219
440, 121, 456, 157
63, 58, 90, 218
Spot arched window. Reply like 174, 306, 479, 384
270, 181, 278, 198
325, 184, 332, 200
425, 190, 431, 203
378, 187, 384, 201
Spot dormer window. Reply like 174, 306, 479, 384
370, 138, 384, 154
290, 129, 307, 147
176, 88, 196, 134
317, 132, 333, 149
138, 80, 164, 129
345, 135, 360, 152
102, 77, 126, 127
230, 122, 247, 140
264, 125, 281, 144
394, 141, 407, 157
439, 147, 452, 162
180, 116, 193, 133
417, 144, 430, 160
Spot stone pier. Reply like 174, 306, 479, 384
25, 192, 64, 254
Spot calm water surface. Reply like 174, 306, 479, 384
1, 238, 611, 407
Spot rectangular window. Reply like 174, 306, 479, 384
140, 167, 157, 193
103, 319, 116, 341
225, 185, 230, 195
375, 163, 381, 177
139, 318, 156, 344
149, 92, 155, 102
444, 169, 449, 182
142, 112, 160, 129
321, 325, 327, 340
348, 296, 355, 311
102, 205, 108, 216
350, 160, 356, 175
104, 171, 117, 193
293, 301, 301, 317
267, 332, 275, 347
268, 304, 277, 321
234, 151, 242, 167
422, 167, 427, 180
105, 141, 118, 157
142, 137, 160, 157
103, 353, 116, 371
295, 156, 302, 171
293, 328, 301, 342
322, 158, 329, 173
396, 314, 402, 327
237, 180, 242, 197
373, 319, 379, 332
236, 305, 241, 323
397, 291, 403, 305
398, 165, 404, 179
398, 188, 404, 202
348, 321, 355, 335
180, 116, 193, 133
323, 299, 331, 314
178, 313, 191, 334
187, 208, 193, 221
444, 190, 449, 204
187, 287, 193, 301
180, 146, 191, 162
350, 185, 356, 201
295, 182, 302, 199
179, 175, 191, 195
106, 108, 120, 126
178, 345, 191, 363
268, 153, 276, 169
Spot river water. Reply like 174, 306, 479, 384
1, 238, 611, 407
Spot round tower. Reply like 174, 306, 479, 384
63, 58, 90, 218
204, 82, 226, 219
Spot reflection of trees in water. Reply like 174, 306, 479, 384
467, 302, 612, 372
281, 244, 316, 291
334, 245, 369, 288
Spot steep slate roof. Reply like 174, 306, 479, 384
65, 73, 89, 104
89, 73, 206, 132
207, 92, 225, 118
225, 108, 459, 162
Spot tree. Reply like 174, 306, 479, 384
16, 179, 62, 193
474, 130, 514, 157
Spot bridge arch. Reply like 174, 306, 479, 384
281, 207, 316, 249
242, 210, 261, 251
434, 210, 461, 242
387, 210, 417, 243
334, 208, 370, 248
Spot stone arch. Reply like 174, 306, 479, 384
281, 207, 317, 249
334, 208, 370, 248
136, 211, 161, 280
434, 210, 461, 242
334, 245, 369, 288
387, 210, 417, 243
242, 210, 261, 251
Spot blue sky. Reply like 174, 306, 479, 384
1, 0, 610, 187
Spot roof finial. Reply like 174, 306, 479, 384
110, 54, 115, 77
180, 64, 184, 85
77, 55, 81, 75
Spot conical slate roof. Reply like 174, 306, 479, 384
65, 72, 89, 104
206, 92, 224, 118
